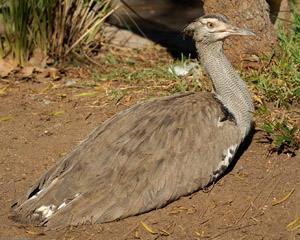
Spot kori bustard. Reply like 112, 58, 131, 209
10, 14, 255, 229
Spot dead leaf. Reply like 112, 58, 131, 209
195, 231, 210, 238
35, 67, 58, 81
49, 68, 60, 80
126, 95, 132, 101
141, 221, 157, 234
57, 93, 67, 99
234, 174, 245, 180
17, 49, 56, 80
0, 89, 5, 96
159, 228, 170, 236
169, 210, 180, 214
272, 188, 295, 206
0, 116, 14, 122
286, 216, 300, 228
25, 229, 44, 235
250, 216, 259, 222
36, 70, 50, 80
224, 209, 236, 216
28, 48, 46, 68
94, 82, 111, 91
75, 91, 99, 97
0, 59, 18, 77
253, 95, 263, 105
94, 86, 108, 91
291, 224, 300, 231
53, 110, 66, 116
187, 206, 197, 214
19, 66, 35, 78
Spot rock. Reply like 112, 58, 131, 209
100, 24, 154, 49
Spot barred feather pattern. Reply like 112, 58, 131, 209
196, 40, 254, 138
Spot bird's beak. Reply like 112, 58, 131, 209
227, 24, 255, 36
182, 22, 197, 37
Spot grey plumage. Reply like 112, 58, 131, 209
10, 14, 255, 229
184, 14, 255, 137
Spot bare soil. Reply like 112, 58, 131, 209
0, 48, 299, 240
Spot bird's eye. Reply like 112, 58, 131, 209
207, 22, 215, 29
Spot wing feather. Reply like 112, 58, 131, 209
11, 92, 243, 229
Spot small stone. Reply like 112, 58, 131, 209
43, 99, 51, 105
66, 80, 73, 86
44, 130, 53, 136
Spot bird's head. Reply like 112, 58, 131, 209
183, 14, 255, 44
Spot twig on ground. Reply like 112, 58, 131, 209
261, 172, 283, 207
236, 174, 272, 223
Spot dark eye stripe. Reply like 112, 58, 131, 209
202, 14, 230, 24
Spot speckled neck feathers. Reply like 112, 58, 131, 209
196, 41, 254, 138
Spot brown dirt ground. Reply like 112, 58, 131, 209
0, 47, 300, 240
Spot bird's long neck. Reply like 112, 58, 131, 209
196, 41, 254, 138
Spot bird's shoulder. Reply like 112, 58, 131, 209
91, 91, 236, 140
84, 90, 242, 172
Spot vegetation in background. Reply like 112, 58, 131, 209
244, 2, 299, 108
0, 0, 118, 65
0, 0, 33, 65
255, 100, 299, 155
249, 2, 300, 155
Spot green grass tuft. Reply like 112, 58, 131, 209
244, 2, 300, 108
0, 0, 118, 65
242, 3, 300, 155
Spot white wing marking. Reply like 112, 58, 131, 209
211, 144, 238, 181
35, 204, 56, 218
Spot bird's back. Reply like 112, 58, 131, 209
11, 91, 242, 229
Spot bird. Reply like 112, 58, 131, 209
10, 14, 255, 229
